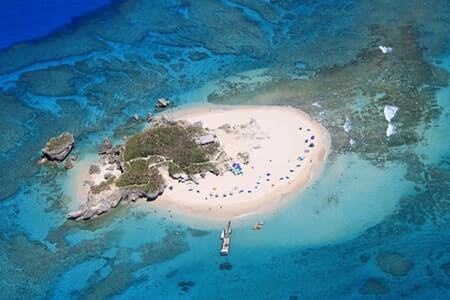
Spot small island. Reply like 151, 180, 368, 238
68, 105, 330, 221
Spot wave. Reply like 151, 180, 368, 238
384, 105, 398, 123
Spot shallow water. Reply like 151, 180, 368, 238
0, 0, 450, 299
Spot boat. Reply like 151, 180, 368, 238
253, 221, 264, 230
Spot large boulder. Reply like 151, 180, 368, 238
68, 189, 124, 220
156, 98, 170, 108
42, 132, 74, 162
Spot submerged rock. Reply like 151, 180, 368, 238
359, 278, 390, 295
440, 261, 450, 277
376, 252, 413, 277
41, 132, 74, 162
63, 160, 73, 170
178, 281, 195, 292
219, 262, 232, 271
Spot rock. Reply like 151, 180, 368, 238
359, 278, 390, 295
42, 132, 75, 162
219, 262, 232, 271
376, 252, 413, 277
37, 157, 48, 165
107, 154, 120, 165
143, 183, 166, 200
133, 114, 139, 121
146, 112, 154, 123
120, 184, 166, 202
70, 155, 78, 161
192, 121, 203, 128
83, 180, 95, 187
219, 123, 231, 133
111, 145, 122, 155
237, 152, 250, 164
104, 172, 114, 180
159, 116, 177, 126
67, 189, 125, 220
209, 167, 221, 176
64, 160, 73, 170
188, 51, 209, 61
67, 210, 83, 220
440, 261, 450, 277
99, 138, 113, 155
89, 164, 101, 175
170, 171, 188, 181
156, 98, 170, 108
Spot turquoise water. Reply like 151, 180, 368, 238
0, 0, 450, 299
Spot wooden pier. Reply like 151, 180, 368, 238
220, 221, 232, 256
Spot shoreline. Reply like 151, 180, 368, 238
151, 105, 331, 224
68, 104, 331, 225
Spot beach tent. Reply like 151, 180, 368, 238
231, 163, 243, 175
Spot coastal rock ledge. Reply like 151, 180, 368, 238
42, 132, 74, 162
68, 184, 166, 220
68, 116, 226, 220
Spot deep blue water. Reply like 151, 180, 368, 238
0, 0, 449, 299
0, 0, 114, 49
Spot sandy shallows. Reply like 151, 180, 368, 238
152, 105, 330, 223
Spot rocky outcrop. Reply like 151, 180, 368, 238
98, 137, 113, 155
124, 183, 166, 201
68, 189, 124, 220
146, 112, 154, 123
89, 164, 101, 175
42, 132, 74, 162
156, 98, 170, 108
68, 183, 166, 220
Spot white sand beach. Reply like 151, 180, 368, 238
152, 105, 330, 222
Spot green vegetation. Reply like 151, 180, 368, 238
90, 176, 116, 195
109, 123, 221, 195
116, 159, 164, 193
123, 125, 217, 175
168, 162, 184, 177
147, 155, 165, 166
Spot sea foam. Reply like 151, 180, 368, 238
343, 117, 352, 133
384, 105, 398, 137
384, 105, 398, 123
386, 123, 396, 137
